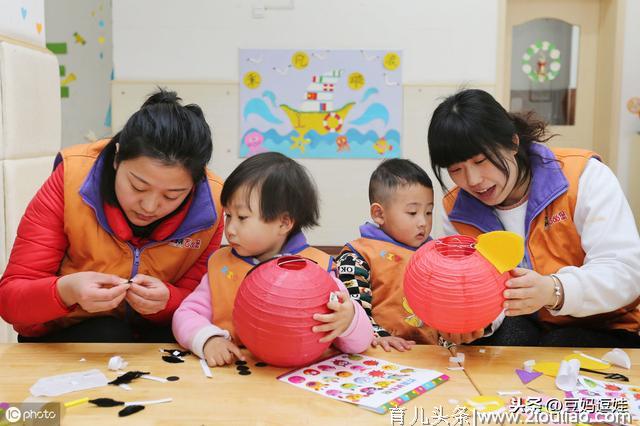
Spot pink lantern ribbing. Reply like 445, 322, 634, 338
233, 256, 339, 367
403, 235, 508, 334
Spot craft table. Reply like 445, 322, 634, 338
0, 343, 477, 425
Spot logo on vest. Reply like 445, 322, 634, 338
544, 210, 568, 230
221, 266, 236, 281
402, 297, 423, 328
379, 250, 402, 263
169, 238, 202, 249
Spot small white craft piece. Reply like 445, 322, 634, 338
141, 374, 168, 383
523, 359, 535, 373
573, 351, 610, 366
447, 366, 465, 371
555, 359, 580, 391
479, 349, 486, 354
449, 353, 465, 365
108, 356, 128, 371
125, 397, 172, 407
498, 390, 522, 396
200, 358, 213, 378
602, 348, 631, 369
30, 369, 108, 397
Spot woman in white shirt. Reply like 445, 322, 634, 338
427, 89, 640, 347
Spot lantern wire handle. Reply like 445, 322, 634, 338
435, 237, 476, 259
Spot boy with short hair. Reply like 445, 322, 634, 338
336, 159, 439, 351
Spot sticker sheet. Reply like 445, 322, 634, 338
278, 353, 448, 414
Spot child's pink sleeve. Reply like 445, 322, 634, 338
331, 274, 374, 354
172, 273, 230, 359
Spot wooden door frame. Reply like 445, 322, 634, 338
496, 0, 626, 170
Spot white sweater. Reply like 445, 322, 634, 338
442, 158, 640, 318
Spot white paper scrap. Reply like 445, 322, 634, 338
30, 369, 108, 397
556, 359, 580, 391
602, 348, 631, 369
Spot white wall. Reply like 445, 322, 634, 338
45, 0, 114, 147
113, 0, 498, 83
616, 0, 640, 193
112, 0, 498, 244
0, 0, 45, 47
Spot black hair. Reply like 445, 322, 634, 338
427, 89, 554, 191
100, 88, 213, 204
220, 152, 320, 235
369, 159, 433, 205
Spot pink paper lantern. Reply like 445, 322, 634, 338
233, 256, 338, 367
403, 235, 508, 334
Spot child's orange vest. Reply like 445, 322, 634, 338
444, 144, 640, 332
208, 233, 331, 343
53, 140, 223, 328
344, 224, 439, 344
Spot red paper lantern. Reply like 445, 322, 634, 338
403, 235, 507, 334
233, 256, 339, 367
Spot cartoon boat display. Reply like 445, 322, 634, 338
280, 69, 355, 148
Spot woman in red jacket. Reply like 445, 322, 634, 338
0, 89, 224, 342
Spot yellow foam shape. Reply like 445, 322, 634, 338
533, 361, 560, 377
476, 231, 524, 273
464, 395, 505, 413
564, 353, 610, 370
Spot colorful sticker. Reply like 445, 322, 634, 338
317, 364, 335, 371
288, 376, 305, 384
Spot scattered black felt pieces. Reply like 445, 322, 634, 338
238, 370, 251, 376
234, 360, 247, 365
89, 398, 125, 407
118, 405, 145, 417
255, 362, 267, 367
236, 365, 250, 371
166, 376, 180, 382
162, 355, 184, 364
161, 348, 191, 357
108, 371, 151, 385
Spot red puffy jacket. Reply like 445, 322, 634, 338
0, 163, 223, 336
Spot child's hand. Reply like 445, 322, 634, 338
503, 268, 557, 315
372, 336, 415, 352
203, 336, 245, 367
438, 329, 484, 345
312, 291, 355, 343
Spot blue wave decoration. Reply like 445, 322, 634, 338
262, 90, 278, 109
359, 87, 379, 103
243, 98, 283, 124
349, 103, 389, 126
239, 128, 401, 159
